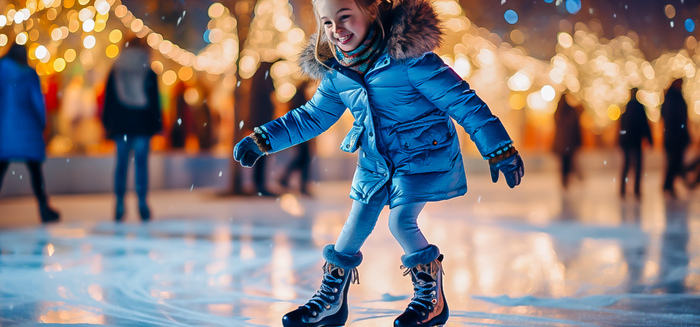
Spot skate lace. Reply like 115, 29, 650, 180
401, 259, 444, 313
304, 263, 359, 316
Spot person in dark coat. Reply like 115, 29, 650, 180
247, 61, 277, 196
553, 93, 582, 189
278, 80, 315, 196
102, 38, 162, 221
619, 88, 653, 199
661, 78, 690, 198
0, 43, 60, 223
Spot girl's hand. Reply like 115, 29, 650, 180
233, 136, 264, 167
488, 147, 524, 188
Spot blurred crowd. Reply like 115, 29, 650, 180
1, 39, 700, 223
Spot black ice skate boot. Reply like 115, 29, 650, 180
282, 244, 361, 327
394, 245, 448, 327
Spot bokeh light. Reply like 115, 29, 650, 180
106, 44, 120, 58
565, 0, 581, 14
53, 58, 66, 72
510, 94, 526, 110
82, 19, 95, 32
15, 32, 28, 45
510, 29, 525, 44
607, 104, 621, 120
162, 70, 177, 85
178, 66, 194, 81
665, 5, 676, 19
504, 10, 518, 25
83, 35, 96, 49
209, 3, 225, 19
540, 85, 556, 102
64, 49, 76, 62
35, 45, 49, 60
686, 19, 695, 33
109, 29, 122, 43
151, 60, 164, 74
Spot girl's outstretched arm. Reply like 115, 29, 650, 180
258, 74, 347, 153
407, 53, 512, 158
407, 52, 523, 187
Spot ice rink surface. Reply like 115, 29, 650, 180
1, 171, 699, 326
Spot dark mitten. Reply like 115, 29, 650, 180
233, 136, 264, 167
488, 146, 524, 188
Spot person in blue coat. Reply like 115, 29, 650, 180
234, 0, 524, 325
0, 43, 60, 223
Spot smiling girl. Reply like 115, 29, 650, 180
233, 0, 524, 325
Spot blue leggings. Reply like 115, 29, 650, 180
334, 187, 429, 255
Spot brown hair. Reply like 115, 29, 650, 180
311, 0, 390, 65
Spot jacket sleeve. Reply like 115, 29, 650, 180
260, 74, 346, 153
407, 53, 512, 157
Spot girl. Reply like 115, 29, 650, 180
234, 0, 524, 325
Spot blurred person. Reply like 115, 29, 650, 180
247, 61, 277, 197
553, 92, 582, 189
102, 38, 162, 221
169, 81, 191, 149
661, 78, 690, 198
619, 88, 653, 199
278, 80, 315, 196
683, 153, 700, 189
0, 43, 60, 223
193, 88, 216, 151
233, 0, 523, 325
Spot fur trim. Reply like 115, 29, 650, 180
323, 244, 363, 268
298, 0, 442, 79
401, 244, 440, 268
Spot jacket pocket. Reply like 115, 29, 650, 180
395, 117, 453, 151
340, 123, 364, 153
394, 117, 456, 173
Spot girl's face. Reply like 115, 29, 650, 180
317, 0, 371, 52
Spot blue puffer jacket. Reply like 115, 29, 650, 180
260, 0, 512, 207
0, 57, 47, 162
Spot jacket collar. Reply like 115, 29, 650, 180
298, 0, 442, 80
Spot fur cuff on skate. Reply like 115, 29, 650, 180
323, 244, 363, 269
401, 244, 440, 268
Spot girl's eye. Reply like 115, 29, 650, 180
340, 15, 350, 20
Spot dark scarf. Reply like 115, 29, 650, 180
334, 24, 384, 75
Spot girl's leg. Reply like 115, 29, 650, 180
387, 202, 429, 255
282, 189, 384, 327
388, 202, 449, 326
333, 188, 388, 254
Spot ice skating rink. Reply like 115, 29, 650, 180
1, 171, 699, 326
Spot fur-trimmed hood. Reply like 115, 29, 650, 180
298, 0, 442, 79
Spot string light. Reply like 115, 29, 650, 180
0, 0, 697, 127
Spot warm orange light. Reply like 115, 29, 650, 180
106, 44, 119, 58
